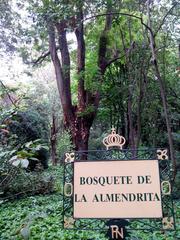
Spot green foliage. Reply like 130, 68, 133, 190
0, 192, 107, 240
89, 125, 106, 150
14, 139, 49, 170
0, 165, 179, 240
0, 143, 51, 200
0, 104, 50, 168
2, 170, 55, 200
7, 110, 49, 145
0, 1, 180, 238
173, 168, 180, 200
0, 0, 18, 55
0, 107, 50, 198
77, 105, 95, 117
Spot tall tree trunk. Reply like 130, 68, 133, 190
127, 94, 135, 149
147, 1, 176, 176
48, 2, 113, 152
135, 59, 148, 149
73, 6, 92, 151
50, 113, 57, 165
72, 114, 94, 151
135, 89, 142, 149
120, 29, 136, 149
48, 22, 74, 126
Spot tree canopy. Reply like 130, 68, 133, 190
0, 0, 179, 169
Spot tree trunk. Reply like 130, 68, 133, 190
51, 139, 57, 165
120, 29, 136, 149
127, 94, 135, 149
147, 1, 176, 176
71, 115, 94, 151
48, 2, 113, 152
135, 61, 147, 149
50, 113, 57, 165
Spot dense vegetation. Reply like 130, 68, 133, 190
0, 0, 179, 239
0, 167, 180, 240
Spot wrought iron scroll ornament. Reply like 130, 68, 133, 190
103, 128, 126, 150
64, 216, 75, 228
161, 181, 171, 195
65, 152, 75, 163
157, 149, 168, 160
162, 217, 174, 230
64, 182, 73, 197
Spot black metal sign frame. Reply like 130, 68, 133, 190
63, 148, 176, 232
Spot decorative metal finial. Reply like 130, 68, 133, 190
103, 128, 126, 150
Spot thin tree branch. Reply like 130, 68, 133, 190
32, 50, 51, 65
31, 5, 177, 66
0, 80, 17, 108
30, 47, 59, 66
105, 55, 125, 68
105, 39, 137, 69
83, 12, 153, 35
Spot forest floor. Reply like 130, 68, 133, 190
0, 167, 179, 240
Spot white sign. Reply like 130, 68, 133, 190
74, 160, 162, 219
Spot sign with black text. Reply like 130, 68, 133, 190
73, 160, 162, 219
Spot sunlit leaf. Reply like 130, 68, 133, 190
21, 159, 29, 168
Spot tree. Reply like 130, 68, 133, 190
145, 0, 178, 176
4, 0, 179, 162
0, 0, 20, 56
23, 0, 120, 151
22, 65, 63, 165
47, 1, 115, 151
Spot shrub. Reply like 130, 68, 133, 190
7, 110, 49, 145
0, 141, 51, 200
2, 171, 55, 200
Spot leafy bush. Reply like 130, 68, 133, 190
2, 170, 55, 200
0, 142, 51, 200
2, 139, 49, 171
0, 106, 51, 200
7, 110, 49, 145
0, 108, 50, 168
18, 139, 49, 171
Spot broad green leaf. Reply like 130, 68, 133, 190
12, 159, 21, 167
21, 159, 29, 168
